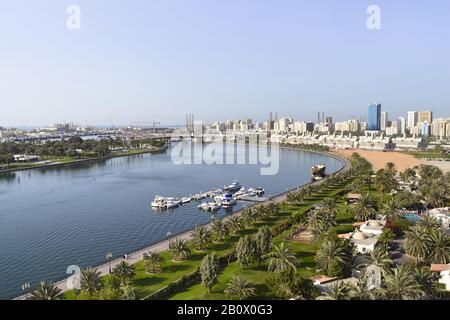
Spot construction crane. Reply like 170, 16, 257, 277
132, 121, 161, 136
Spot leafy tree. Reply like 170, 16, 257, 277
236, 236, 255, 269
227, 216, 243, 234
199, 253, 219, 293
254, 226, 272, 269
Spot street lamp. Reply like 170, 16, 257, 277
21, 282, 31, 300
106, 252, 113, 274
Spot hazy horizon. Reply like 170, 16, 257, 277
1, 0, 450, 127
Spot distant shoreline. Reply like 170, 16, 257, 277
0, 146, 168, 175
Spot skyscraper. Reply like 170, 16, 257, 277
367, 103, 381, 131
398, 117, 406, 134
418, 111, 433, 123
407, 111, 418, 130
381, 112, 388, 131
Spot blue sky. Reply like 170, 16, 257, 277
1, 0, 449, 127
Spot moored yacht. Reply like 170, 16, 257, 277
224, 180, 242, 192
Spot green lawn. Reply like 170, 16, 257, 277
64, 177, 362, 300
405, 151, 450, 159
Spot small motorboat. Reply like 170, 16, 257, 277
248, 187, 265, 196
151, 196, 167, 209
181, 197, 191, 204
234, 187, 246, 197
224, 180, 242, 192
166, 200, 180, 209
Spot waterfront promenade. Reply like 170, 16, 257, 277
14, 151, 350, 300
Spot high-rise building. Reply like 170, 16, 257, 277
367, 103, 381, 131
398, 117, 406, 134
381, 112, 389, 131
431, 118, 450, 138
418, 111, 433, 123
407, 111, 418, 130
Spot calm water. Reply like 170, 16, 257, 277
0, 144, 343, 299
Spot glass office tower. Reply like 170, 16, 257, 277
367, 103, 381, 131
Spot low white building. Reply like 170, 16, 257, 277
350, 231, 378, 254
430, 264, 450, 291
428, 208, 450, 229
360, 220, 385, 237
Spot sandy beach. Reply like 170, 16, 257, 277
332, 149, 450, 173
332, 149, 424, 172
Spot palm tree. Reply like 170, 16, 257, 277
191, 225, 211, 251
414, 266, 439, 299
227, 216, 243, 235
211, 218, 228, 242
266, 242, 298, 272
427, 227, 450, 264
112, 261, 135, 286
224, 276, 256, 300
80, 267, 102, 294
381, 265, 421, 300
381, 199, 402, 223
30, 282, 62, 300
241, 208, 254, 228
321, 198, 339, 218
375, 169, 397, 207
351, 194, 376, 222
315, 240, 351, 277
306, 209, 337, 240
143, 251, 163, 273
169, 238, 190, 261
358, 247, 392, 276
404, 226, 429, 263
418, 215, 441, 230
317, 281, 351, 300
349, 274, 375, 300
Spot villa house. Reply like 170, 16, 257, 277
360, 220, 385, 237
430, 264, 450, 291
428, 208, 450, 229
350, 230, 378, 254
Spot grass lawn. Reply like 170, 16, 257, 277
405, 151, 450, 159
64, 176, 366, 300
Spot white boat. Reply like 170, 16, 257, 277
166, 200, 180, 209
151, 196, 167, 208
221, 198, 237, 207
198, 202, 221, 212
248, 187, 265, 196
224, 180, 242, 192
181, 197, 191, 204
234, 187, 246, 197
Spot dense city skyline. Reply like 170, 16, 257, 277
1, 1, 450, 126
